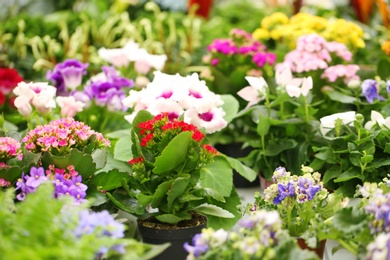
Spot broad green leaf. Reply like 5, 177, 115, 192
137, 193, 153, 207
323, 166, 342, 184
155, 212, 191, 224
264, 139, 297, 156
167, 175, 191, 210
333, 207, 368, 234
114, 136, 133, 162
151, 181, 173, 208
334, 168, 362, 182
91, 148, 107, 169
41, 149, 96, 180
107, 191, 145, 215
224, 156, 257, 181
153, 132, 192, 174
220, 94, 239, 124
194, 203, 234, 218
325, 89, 357, 104
105, 129, 131, 139
88, 170, 131, 191
200, 157, 232, 199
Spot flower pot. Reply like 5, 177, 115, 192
297, 238, 327, 259
259, 174, 274, 190
137, 213, 207, 260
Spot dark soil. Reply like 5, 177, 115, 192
138, 212, 207, 230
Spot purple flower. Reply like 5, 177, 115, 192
46, 59, 89, 95
362, 79, 385, 103
273, 182, 296, 204
365, 192, 390, 234
15, 167, 48, 200
183, 233, 209, 257
297, 177, 321, 201
101, 66, 134, 89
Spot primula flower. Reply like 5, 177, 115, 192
56, 96, 85, 117
362, 79, 385, 103
46, 59, 89, 95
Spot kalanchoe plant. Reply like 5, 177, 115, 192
184, 209, 318, 260
107, 110, 257, 230
21, 117, 110, 187
249, 166, 342, 245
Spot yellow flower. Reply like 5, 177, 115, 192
381, 40, 390, 55
260, 12, 289, 30
252, 28, 270, 40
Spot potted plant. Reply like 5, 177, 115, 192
106, 109, 257, 259
184, 209, 319, 259
248, 165, 343, 258
312, 109, 390, 197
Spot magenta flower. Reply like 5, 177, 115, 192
0, 137, 23, 165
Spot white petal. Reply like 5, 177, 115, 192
301, 77, 313, 97
245, 76, 268, 92
275, 66, 293, 86
237, 86, 259, 102
285, 85, 301, 97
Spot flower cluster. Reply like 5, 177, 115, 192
0, 67, 23, 109
254, 166, 339, 237
74, 210, 126, 257
15, 165, 87, 203
22, 117, 110, 155
122, 71, 227, 133
184, 210, 317, 260
202, 28, 276, 94
0, 136, 23, 167
13, 81, 57, 117
128, 113, 218, 182
275, 34, 359, 84
253, 12, 365, 51
72, 65, 134, 112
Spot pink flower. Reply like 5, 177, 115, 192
56, 96, 85, 118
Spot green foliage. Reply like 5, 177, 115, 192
0, 183, 168, 260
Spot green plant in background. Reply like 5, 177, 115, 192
0, 182, 169, 260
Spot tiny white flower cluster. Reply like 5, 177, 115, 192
122, 71, 228, 133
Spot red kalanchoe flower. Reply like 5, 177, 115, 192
203, 144, 219, 155
128, 156, 145, 165
0, 68, 23, 95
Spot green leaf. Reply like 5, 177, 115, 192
151, 181, 173, 208
200, 156, 232, 199
256, 114, 270, 136
153, 131, 192, 174
324, 89, 357, 104
41, 149, 96, 180
194, 203, 234, 218
106, 191, 145, 215
88, 170, 131, 191
224, 156, 257, 181
220, 94, 239, 124
323, 166, 342, 184
91, 148, 107, 169
105, 129, 130, 139
114, 136, 133, 162
377, 58, 390, 80
155, 212, 191, 224
334, 168, 362, 182
333, 207, 368, 234
137, 193, 153, 207
264, 139, 297, 156
167, 175, 191, 210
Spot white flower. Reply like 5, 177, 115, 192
125, 41, 167, 72
285, 76, 313, 97
184, 107, 227, 134
365, 110, 390, 130
238, 76, 268, 108
56, 96, 85, 117
13, 95, 32, 117
209, 229, 228, 247
98, 47, 130, 68
320, 111, 356, 136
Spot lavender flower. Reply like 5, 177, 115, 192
365, 192, 390, 234
15, 167, 48, 200
183, 233, 209, 258
46, 59, 89, 95
362, 79, 385, 103
75, 210, 126, 257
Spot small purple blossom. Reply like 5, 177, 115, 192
365, 192, 390, 234
297, 177, 321, 201
46, 59, 89, 95
183, 233, 209, 257
273, 182, 295, 204
362, 79, 385, 103
15, 168, 48, 200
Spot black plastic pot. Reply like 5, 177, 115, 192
137, 214, 207, 260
